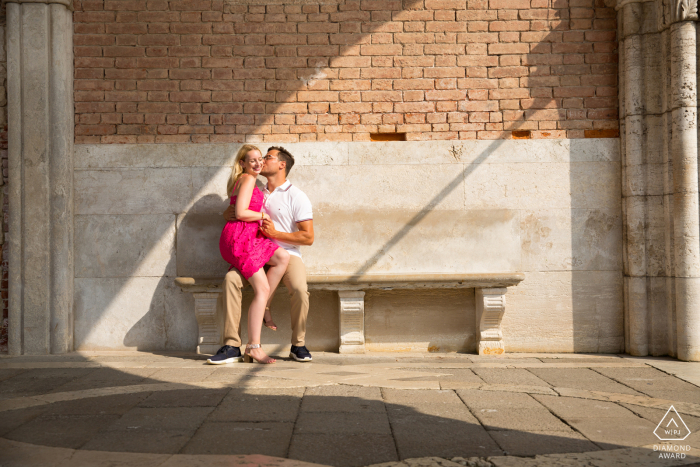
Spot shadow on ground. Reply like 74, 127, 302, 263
2, 353, 700, 466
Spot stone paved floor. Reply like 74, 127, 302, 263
1, 352, 700, 467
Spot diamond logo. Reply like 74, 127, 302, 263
654, 406, 691, 441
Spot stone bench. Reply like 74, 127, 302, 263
175, 272, 524, 355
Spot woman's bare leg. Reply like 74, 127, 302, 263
246, 268, 275, 363
263, 248, 290, 327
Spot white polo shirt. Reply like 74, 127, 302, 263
262, 180, 313, 259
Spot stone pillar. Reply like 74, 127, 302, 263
338, 290, 366, 354
670, 20, 700, 361
7, 0, 74, 355
614, 0, 700, 361
475, 288, 507, 356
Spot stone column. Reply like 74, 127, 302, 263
670, 20, 700, 361
7, 0, 74, 354
614, 0, 700, 361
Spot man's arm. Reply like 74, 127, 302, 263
260, 219, 314, 246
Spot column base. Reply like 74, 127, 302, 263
339, 344, 366, 354
478, 341, 505, 356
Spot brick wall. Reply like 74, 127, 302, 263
73, 0, 618, 143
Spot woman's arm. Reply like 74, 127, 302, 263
234, 175, 269, 222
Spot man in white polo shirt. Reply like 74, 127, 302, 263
207, 146, 315, 364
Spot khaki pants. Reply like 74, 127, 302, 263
220, 255, 309, 347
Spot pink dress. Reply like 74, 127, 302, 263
219, 185, 279, 279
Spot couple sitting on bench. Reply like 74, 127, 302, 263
208, 144, 314, 365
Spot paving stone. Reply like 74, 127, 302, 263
470, 369, 551, 387
0, 368, 97, 399
50, 393, 151, 415
456, 389, 545, 410
295, 412, 392, 435
289, 433, 398, 467
301, 386, 384, 413
139, 388, 230, 408
147, 368, 218, 383
4, 413, 120, 449
161, 454, 326, 467
528, 368, 643, 395
489, 430, 599, 457
0, 438, 74, 467
0, 406, 49, 436
594, 367, 700, 404
82, 428, 195, 454
532, 395, 657, 448
456, 390, 569, 432
400, 368, 484, 384
181, 421, 294, 457
0, 369, 27, 382
56, 449, 172, 467
619, 403, 700, 432
106, 407, 214, 432
383, 389, 478, 422
537, 357, 625, 364
208, 388, 303, 422
532, 394, 642, 420
50, 368, 160, 393
381, 388, 465, 406
389, 416, 502, 460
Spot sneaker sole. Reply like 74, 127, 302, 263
207, 356, 244, 365
289, 352, 312, 362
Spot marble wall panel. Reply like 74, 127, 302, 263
75, 142, 349, 169
290, 164, 467, 212
304, 209, 521, 275
520, 209, 622, 272
75, 168, 193, 215
505, 271, 624, 353
176, 213, 230, 278
75, 214, 176, 278
364, 288, 476, 353
75, 277, 168, 350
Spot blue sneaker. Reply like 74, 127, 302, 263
290, 345, 312, 362
207, 345, 243, 364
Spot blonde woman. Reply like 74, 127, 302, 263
218, 144, 290, 364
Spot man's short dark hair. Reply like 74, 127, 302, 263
268, 146, 295, 176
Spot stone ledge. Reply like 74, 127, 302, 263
174, 273, 525, 293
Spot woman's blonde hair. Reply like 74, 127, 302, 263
226, 144, 262, 197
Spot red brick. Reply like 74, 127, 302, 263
490, 0, 529, 8
361, 0, 401, 10
75, 124, 116, 135
360, 44, 403, 55
488, 43, 529, 55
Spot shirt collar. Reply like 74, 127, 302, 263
264, 180, 292, 194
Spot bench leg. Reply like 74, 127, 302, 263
194, 292, 223, 355
475, 287, 507, 355
338, 290, 366, 354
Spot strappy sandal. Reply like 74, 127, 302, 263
263, 307, 277, 331
244, 344, 276, 364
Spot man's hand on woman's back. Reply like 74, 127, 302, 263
223, 205, 236, 221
